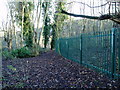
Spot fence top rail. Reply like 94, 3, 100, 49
58, 28, 120, 40
82, 34, 112, 38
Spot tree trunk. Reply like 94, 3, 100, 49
39, 2, 49, 48
8, 39, 12, 51
21, 4, 25, 47
37, 0, 43, 45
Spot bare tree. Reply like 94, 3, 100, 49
59, 1, 120, 24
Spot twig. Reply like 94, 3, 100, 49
65, 1, 109, 8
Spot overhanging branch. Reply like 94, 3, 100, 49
60, 9, 120, 24
61, 9, 99, 19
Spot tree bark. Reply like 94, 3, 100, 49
21, 4, 25, 47
39, 2, 49, 48
37, 1, 42, 45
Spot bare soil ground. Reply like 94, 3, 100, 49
2, 51, 120, 89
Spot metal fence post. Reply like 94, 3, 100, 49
67, 39, 69, 59
0, 37, 2, 89
58, 39, 61, 55
111, 28, 116, 78
80, 34, 83, 64
118, 28, 120, 74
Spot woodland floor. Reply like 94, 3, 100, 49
2, 51, 120, 88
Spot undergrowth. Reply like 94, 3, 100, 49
2, 45, 50, 60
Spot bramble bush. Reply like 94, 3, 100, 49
2, 51, 14, 60
2, 47, 32, 59
11, 47, 31, 58
2, 45, 50, 60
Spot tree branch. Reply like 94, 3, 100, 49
65, 1, 108, 8
61, 9, 99, 19
60, 9, 120, 24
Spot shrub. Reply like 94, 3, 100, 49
2, 46, 47, 59
11, 49, 19, 58
30, 44, 41, 57
11, 47, 31, 58
2, 51, 14, 60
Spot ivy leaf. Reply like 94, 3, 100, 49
7, 65, 17, 71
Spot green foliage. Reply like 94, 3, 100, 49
3, 64, 25, 88
2, 47, 32, 59
30, 44, 41, 57
23, 2, 34, 48
2, 46, 47, 59
11, 47, 31, 58
15, 82, 24, 88
2, 51, 14, 60
15, 2, 34, 48
10, 49, 19, 58
51, 24, 56, 50
7, 65, 17, 71
42, 2, 52, 48
50, 2, 68, 49
43, 16, 51, 48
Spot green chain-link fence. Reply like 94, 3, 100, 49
55, 28, 120, 79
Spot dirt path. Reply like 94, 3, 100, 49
2, 51, 120, 88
